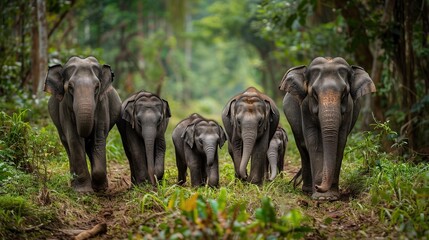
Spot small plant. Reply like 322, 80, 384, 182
369, 161, 429, 238
137, 187, 311, 239
0, 110, 32, 172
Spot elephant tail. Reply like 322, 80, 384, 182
289, 168, 303, 189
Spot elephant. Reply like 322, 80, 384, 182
44, 56, 122, 193
117, 90, 171, 186
266, 126, 288, 181
222, 87, 280, 185
279, 57, 376, 200
172, 113, 226, 187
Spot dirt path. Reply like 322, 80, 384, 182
44, 160, 388, 239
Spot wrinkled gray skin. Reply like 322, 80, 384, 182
266, 126, 288, 181
44, 56, 121, 193
172, 113, 226, 187
117, 91, 171, 186
279, 57, 376, 200
222, 87, 280, 185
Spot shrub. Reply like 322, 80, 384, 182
138, 187, 311, 239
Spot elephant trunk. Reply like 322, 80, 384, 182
142, 126, 157, 186
204, 142, 217, 167
267, 142, 278, 181
315, 99, 341, 193
74, 97, 95, 138
239, 123, 258, 180
204, 141, 219, 187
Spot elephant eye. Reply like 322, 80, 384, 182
258, 119, 263, 127
312, 89, 318, 101
95, 85, 100, 95
68, 84, 74, 95
237, 119, 241, 127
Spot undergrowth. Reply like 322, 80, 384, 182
1, 108, 428, 239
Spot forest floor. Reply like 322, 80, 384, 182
36, 160, 390, 240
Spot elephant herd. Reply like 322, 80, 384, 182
44, 56, 375, 201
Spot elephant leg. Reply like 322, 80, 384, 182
185, 149, 203, 187
207, 153, 219, 187
89, 137, 108, 192
68, 138, 92, 192
229, 139, 243, 179
284, 94, 312, 193
298, 143, 312, 193
118, 121, 136, 184
174, 143, 187, 185
202, 162, 208, 184
249, 137, 269, 185
154, 137, 166, 181
123, 124, 148, 185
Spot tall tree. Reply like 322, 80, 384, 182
31, 0, 48, 97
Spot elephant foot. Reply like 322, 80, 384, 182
71, 177, 93, 193
311, 189, 340, 201
73, 183, 93, 193
92, 172, 108, 192
302, 185, 312, 194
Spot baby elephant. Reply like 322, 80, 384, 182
172, 113, 226, 187
266, 126, 288, 181
118, 90, 171, 186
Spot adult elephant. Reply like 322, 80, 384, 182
222, 87, 280, 185
172, 113, 226, 187
117, 90, 171, 186
266, 126, 288, 181
44, 56, 121, 193
279, 57, 376, 200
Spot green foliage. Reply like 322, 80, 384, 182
0, 110, 31, 171
253, 0, 351, 65
369, 162, 429, 238
0, 194, 55, 238
138, 188, 310, 239
343, 120, 429, 237
346, 119, 407, 171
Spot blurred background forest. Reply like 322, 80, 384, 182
1, 0, 428, 159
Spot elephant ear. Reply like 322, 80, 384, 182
263, 100, 279, 129
181, 124, 196, 148
99, 64, 114, 101
280, 127, 288, 143
279, 65, 307, 102
217, 124, 226, 148
122, 95, 138, 128
350, 66, 376, 100
223, 99, 237, 130
44, 64, 64, 101
162, 99, 171, 118
225, 99, 236, 118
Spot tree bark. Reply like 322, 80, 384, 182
331, 0, 382, 129
31, 0, 48, 98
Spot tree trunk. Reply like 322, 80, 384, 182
332, 0, 382, 129
31, 0, 48, 98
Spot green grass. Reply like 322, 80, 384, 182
0, 106, 428, 239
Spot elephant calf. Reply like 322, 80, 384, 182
279, 57, 376, 200
172, 113, 226, 187
266, 126, 288, 181
44, 56, 122, 193
117, 90, 171, 186
222, 87, 280, 185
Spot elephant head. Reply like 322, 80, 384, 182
224, 87, 279, 180
121, 91, 171, 185
181, 114, 226, 186
44, 56, 114, 138
279, 57, 376, 193
267, 126, 288, 181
